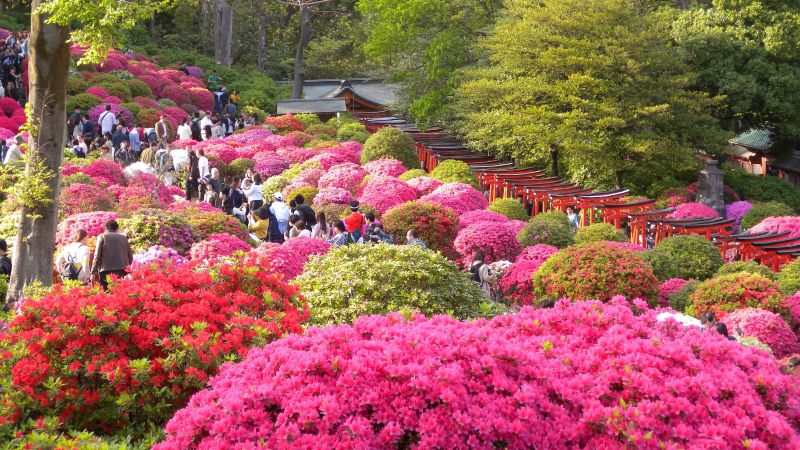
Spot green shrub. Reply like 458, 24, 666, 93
126, 78, 153, 98
398, 168, 428, 181
687, 273, 787, 320
518, 211, 574, 248
287, 186, 319, 204
645, 235, 723, 281
429, 160, 480, 188
488, 198, 529, 221
66, 77, 89, 96
295, 244, 494, 325
294, 113, 322, 128
228, 158, 255, 179
360, 126, 419, 169
779, 260, 800, 294
66, 93, 103, 113
725, 169, 800, 211
715, 261, 777, 281
157, 98, 177, 109
532, 242, 659, 304
740, 201, 795, 230
574, 223, 626, 245
336, 122, 369, 143
262, 175, 290, 197
120, 102, 142, 118
667, 280, 699, 313
305, 124, 337, 140
96, 81, 132, 102
60, 173, 95, 187
241, 105, 266, 122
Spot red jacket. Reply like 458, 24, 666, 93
343, 212, 365, 233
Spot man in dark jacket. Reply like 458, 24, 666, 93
294, 194, 317, 230
90, 220, 132, 291
0, 239, 11, 276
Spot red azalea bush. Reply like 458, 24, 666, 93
78, 160, 127, 186
56, 211, 122, 246
667, 202, 719, 219
160, 84, 191, 105
264, 114, 304, 133
189, 233, 252, 260
687, 273, 788, 320
533, 242, 659, 304
454, 221, 521, 268
58, 183, 117, 217
156, 300, 800, 450
721, 308, 800, 358
0, 259, 309, 435
499, 244, 559, 305
86, 86, 110, 99
420, 182, 488, 215
658, 278, 693, 307
750, 217, 800, 238
188, 87, 214, 111
382, 201, 459, 254
358, 176, 418, 214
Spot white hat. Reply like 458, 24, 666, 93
274, 192, 284, 201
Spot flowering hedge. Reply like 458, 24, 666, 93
119, 209, 199, 255
666, 202, 719, 219
454, 222, 521, 268
646, 235, 723, 281
295, 244, 488, 325
405, 176, 443, 196
457, 209, 509, 230
264, 114, 304, 132
742, 204, 797, 231
363, 158, 408, 178
78, 160, 127, 186
0, 260, 309, 436
419, 182, 488, 216
189, 233, 251, 261
721, 308, 800, 358
382, 201, 459, 254
282, 236, 331, 260
358, 176, 418, 214
56, 211, 122, 246
317, 163, 368, 193
156, 300, 800, 449
687, 273, 788, 320
533, 242, 658, 304
58, 183, 117, 217
517, 211, 574, 248
499, 244, 559, 305
658, 278, 692, 307
750, 216, 800, 238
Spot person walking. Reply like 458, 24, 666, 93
90, 220, 132, 291
0, 239, 11, 276
185, 150, 200, 201
56, 228, 90, 282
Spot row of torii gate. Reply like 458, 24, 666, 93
359, 116, 800, 270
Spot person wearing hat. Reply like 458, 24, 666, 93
343, 201, 367, 243
3, 134, 23, 164
269, 192, 291, 235
248, 207, 269, 242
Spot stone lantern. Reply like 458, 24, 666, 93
697, 159, 724, 216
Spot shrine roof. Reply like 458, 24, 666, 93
729, 129, 774, 152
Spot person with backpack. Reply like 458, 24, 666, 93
190, 112, 203, 141
56, 229, 90, 282
0, 239, 11, 276
469, 250, 492, 297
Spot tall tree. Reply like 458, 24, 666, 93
215, 0, 234, 67
454, 0, 729, 190
357, 0, 502, 126
6, 0, 173, 301
277, 0, 335, 98
672, 0, 800, 146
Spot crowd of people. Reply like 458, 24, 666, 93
0, 30, 27, 105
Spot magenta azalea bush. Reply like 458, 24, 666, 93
317, 163, 368, 193
457, 209, 509, 231
363, 158, 408, 178
454, 221, 521, 268
246, 244, 306, 281
658, 278, 693, 307
314, 187, 352, 205
156, 300, 800, 449
499, 244, 559, 305
420, 182, 488, 215
253, 153, 292, 178
405, 176, 443, 196
725, 200, 754, 231
358, 176, 418, 214
667, 202, 719, 219
750, 217, 800, 238
59, 183, 117, 217
189, 233, 252, 261
721, 308, 800, 358
78, 160, 127, 186
55, 211, 122, 246
282, 236, 331, 260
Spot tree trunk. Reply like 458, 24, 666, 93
291, 6, 312, 99
150, 15, 157, 42
615, 170, 623, 189
214, 0, 233, 68
257, 17, 266, 72
7, 1, 70, 302
549, 146, 559, 178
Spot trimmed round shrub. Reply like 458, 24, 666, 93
499, 244, 559, 306
454, 222, 521, 268
65, 93, 103, 113
66, 76, 89, 95
126, 78, 153, 98
666, 202, 719, 219
687, 273, 787, 320
227, 158, 255, 178
715, 261, 777, 281
721, 308, 800, 358
156, 300, 800, 450
429, 160, 479, 188
295, 244, 487, 325
779, 260, 800, 295
518, 211, 574, 249
382, 201, 459, 254
533, 242, 658, 304
119, 209, 199, 255
336, 121, 369, 142
646, 235, 723, 281
360, 126, 419, 169
119, 101, 141, 118
58, 183, 117, 217
741, 201, 795, 230
189, 233, 252, 261
419, 182, 488, 215
488, 198, 528, 221
667, 280, 700, 313
397, 168, 427, 181
286, 186, 319, 205
357, 176, 418, 214
95, 81, 132, 102
573, 222, 626, 245
458, 209, 509, 230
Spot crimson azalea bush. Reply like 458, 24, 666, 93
156, 300, 800, 449
189, 233, 252, 260
454, 222, 521, 268
533, 242, 658, 304
687, 273, 788, 320
78, 160, 127, 186
419, 182, 488, 215
499, 244, 559, 305
0, 259, 309, 438
381, 201, 459, 254
721, 308, 800, 358
667, 202, 719, 219
58, 183, 117, 217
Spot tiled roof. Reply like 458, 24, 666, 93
772, 151, 800, 174
276, 99, 347, 114
729, 129, 774, 151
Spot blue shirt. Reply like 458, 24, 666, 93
128, 129, 141, 152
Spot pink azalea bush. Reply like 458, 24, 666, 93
667, 202, 719, 220
130, 245, 188, 271
59, 183, 117, 217
787, 293, 800, 325
725, 201, 754, 230
454, 221, 521, 268
458, 210, 509, 230
78, 160, 127, 186
358, 176, 418, 214
420, 182, 488, 215
721, 308, 800, 358
314, 187, 352, 205
246, 244, 306, 281
56, 211, 122, 246
189, 233, 252, 261
499, 244, 559, 305
156, 300, 800, 449
405, 176, 443, 196
317, 163, 368, 193
750, 217, 800, 238
605, 241, 646, 252
658, 278, 692, 307
282, 236, 331, 259
253, 153, 292, 178
363, 158, 407, 178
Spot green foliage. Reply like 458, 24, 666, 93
336, 122, 370, 143
295, 244, 491, 325
360, 126, 419, 169
61, 173, 95, 188
574, 223, 626, 245
120, 102, 142, 119
294, 113, 322, 128
517, 211, 574, 248
454, 0, 729, 189
67, 76, 89, 96
715, 261, 777, 281
0, 213, 20, 241
724, 169, 800, 211
228, 158, 255, 179
429, 160, 479, 188
305, 124, 338, 141
740, 201, 796, 230
646, 235, 724, 281
157, 98, 176, 109
398, 169, 428, 181
287, 186, 319, 205
96, 81, 133, 102
228, 73, 288, 113
687, 273, 787, 319
126, 78, 153, 98
668, 280, 699, 313
66, 93, 104, 113
262, 175, 290, 197
241, 106, 266, 123
778, 260, 800, 295
488, 198, 528, 221
0, 274, 7, 302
